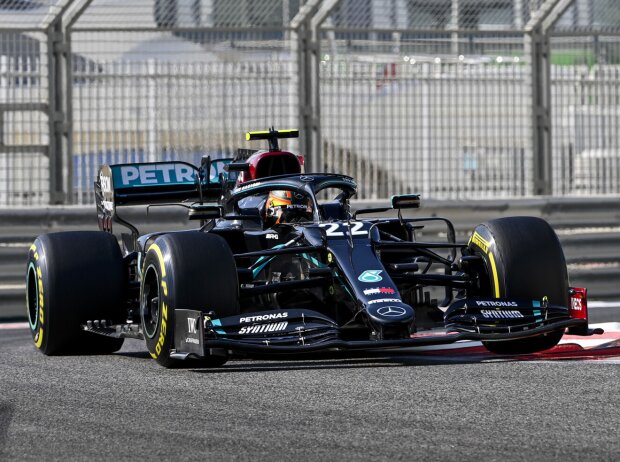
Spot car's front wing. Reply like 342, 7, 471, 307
170, 304, 602, 359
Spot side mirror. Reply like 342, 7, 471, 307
188, 205, 222, 221
391, 194, 420, 209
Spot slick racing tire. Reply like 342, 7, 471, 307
141, 232, 240, 368
467, 217, 568, 355
26, 232, 125, 355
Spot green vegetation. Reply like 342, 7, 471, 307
551, 49, 597, 66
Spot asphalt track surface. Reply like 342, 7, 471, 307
1, 326, 619, 461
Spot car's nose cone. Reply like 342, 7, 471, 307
366, 303, 415, 324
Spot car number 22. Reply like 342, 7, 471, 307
319, 222, 369, 237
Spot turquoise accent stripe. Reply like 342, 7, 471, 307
251, 244, 287, 278
252, 256, 275, 278
210, 319, 225, 335
301, 253, 326, 268
533, 300, 541, 307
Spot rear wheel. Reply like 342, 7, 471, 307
26, 231, 125, 355
141, 232, 240, 368
467, 217, 568, 354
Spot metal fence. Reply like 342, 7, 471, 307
321, 58, 532, 199
1, 0, 620, 204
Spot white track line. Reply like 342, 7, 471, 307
0, 322, 28, 330
0, 284, 25, 290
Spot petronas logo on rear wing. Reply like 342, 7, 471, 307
113, 163, 197, 188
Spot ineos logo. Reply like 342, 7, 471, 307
187, 318, 197, 334
99, 173, 111, 194
376, 306, 407, 317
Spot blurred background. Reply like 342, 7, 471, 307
1, 0, 620, 318
4, 0, 620, 203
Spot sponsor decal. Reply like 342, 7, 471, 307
99, 171, 112, 193
470, 231, 491, 254
187, 318, 197, 335
115, 163, 196, 188
236, 181, 264, 193
266, 233, 279, 240
376, 306, 407, 317
300, 176, 314, 182
98, 168, 114, 211
569, 288, 587, 320
101, 200, 114, 212
363, 287, 396, 296
185, 337, 200, 344
148, 243, 169, 359
480, 310, 524, 319
358, 270, 383, 283
367, 298, 402, 305
240, 312, 288, 323
238, 321, 288, 334
475, 300, 518, 307
154, 300, 168, 357
36, 268, 44, 323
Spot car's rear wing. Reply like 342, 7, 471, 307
246, 128, 298, 151
95, 158, 231, 233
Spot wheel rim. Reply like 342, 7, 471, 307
26, 263, 39, 330
141, 264, 160, 339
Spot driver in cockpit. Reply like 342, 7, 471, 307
264, 190, 313, 227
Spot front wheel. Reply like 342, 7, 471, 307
141, 232, 240, 368
467, 217, 568, 355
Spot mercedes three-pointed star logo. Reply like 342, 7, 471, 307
376, 306, 407, 317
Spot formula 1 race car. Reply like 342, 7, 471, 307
26, 129, 602, 367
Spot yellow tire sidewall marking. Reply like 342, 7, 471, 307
147, 243, 169, 359
488, 251, 501, 298
148, 243, 166, 278
34, 328, 44, 349
471, 230, 501, 298
29, 243, 45, 349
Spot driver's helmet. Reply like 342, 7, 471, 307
265, 190, 313, 225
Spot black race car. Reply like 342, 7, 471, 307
26, 129, 601, 367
